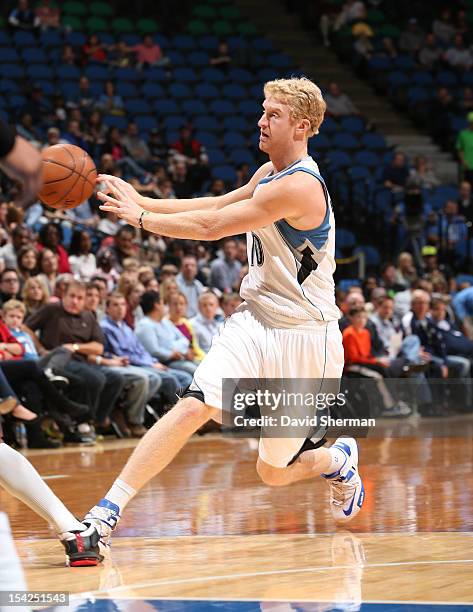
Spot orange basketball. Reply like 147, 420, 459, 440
38, 144, 97, 209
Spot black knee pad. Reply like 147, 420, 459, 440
287, 436, 328, 466
181, 386, 205, 403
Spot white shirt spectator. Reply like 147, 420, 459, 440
176, 272, 205, 319
189, 313, 221, 353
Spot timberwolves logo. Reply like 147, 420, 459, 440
250, 233, 264, 267
297, 242, 319, 285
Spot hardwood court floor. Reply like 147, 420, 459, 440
2, 417, 473, 609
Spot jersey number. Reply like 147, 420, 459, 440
250, 233, 264, 267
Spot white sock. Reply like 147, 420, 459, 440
103, 478, 136, 511
323, 445, 347, 476
0, 443, 85, 534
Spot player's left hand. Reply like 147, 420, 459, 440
97, 179, 143, 227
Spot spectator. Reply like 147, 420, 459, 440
37, 222, 71, 274
409, 156, 441, 190
444, 34, 473, 71
8, 0, 40, 31
22, 277, 49, 317
147, 129, 168, 166
99, 226, 138, 272
68, 230, 97, 282
380, 263, 406, 296
82, 34, 108, 65
122, 122, 151, 167
0, 224, 31, 268
458, 180, 473, 222
432, 9, 455, 45
382, 152, 409, 191
171, 127, 203, 163
135, 291, 196, 378
167, 293, 204, 363
84, 281, 105, 322
95, 249, 120, 290
35, 0, 60, 29
205, 178, 226, 197
339, 290, 366, 331
399, 18, 424, 55
128, 35, 169, 68
342, 307, 411, 417
176, 255, 205, 319
98, 82, 125, 117
37, 248, 58, 296
0, 269, 21, 305
25, 280, 125, 428
190, 292, 221, 353
210, 42, 232, 70
395, 252, 417, 288
457, 112, 473, 184
221, 292, 243, 318
17, 246, 38, 283
16, 113, 42, 144
123, 282, 145, 330
169, 159, 195, 198
380, 37, 397, 59
61, 44, 77, 66
63, 120, 88, 151
432, 88, 457, 150
86, 110, 107, 156
324, 82, 359, 117
210, 238, 242, 293
418, 33, 442, 69
334, 0, 366, 31
452, 285, 473, 339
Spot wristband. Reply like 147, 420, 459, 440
139, 210, 150, 229
95, 355, 102, 365
72, 343, 79, 352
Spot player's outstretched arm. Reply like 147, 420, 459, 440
98, 171, 321, 241
98, 162, 272, 215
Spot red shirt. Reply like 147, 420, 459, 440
0, 321, 25, 360
342, 325, 377, 365
37, 243, 71, 274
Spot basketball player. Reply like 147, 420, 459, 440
0, 119, 102, 566
77, 78, 365, 563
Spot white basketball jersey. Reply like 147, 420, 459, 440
240, 156, 341, 327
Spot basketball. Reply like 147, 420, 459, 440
38, 144, 97, 209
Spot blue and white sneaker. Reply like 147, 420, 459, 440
83, 499, 121, 547
323, 437, 365, 523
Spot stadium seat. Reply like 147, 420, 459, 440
0, 65, 24, 79
198, 36, 220, 51
219, 6, 241, 20
40, 30, 63, 48
181, 100, 208, 116
114, 67, 142, 83
223, 116, 250, 132
172, 35, 197, 51
115, 82, 138, 98
173, 68, 199, 84
169, 83, 193, 99
237, 22, 258, 36
167, 51, 186, 66
206, 148, 227, 164
437, 71, 458, 88
195, 131, 219, 147
22, 48, 48, 64
85, 17, 109, 32
84, 65, 110, 81
213, 20, 234, 37
187, 20, 207, 36
238, 100, 261, 117
0, 32, 11, 46
229, 68, 253, 84
56, 65, 80, 80
252, 37, 274, 52
65, 31, 86, 46
229, 149, 255, 165
355, 245, 381, 267
335, 229, 356, 249
89, 2, 115, 17
223, 132, 247, 148
61, 82, 79, 100
201, 68, 226, 83
0, 80, 19, 94
143, 67, 167, 82
332, 133, 360, 150
192, 5, 218, 19
137, 18, 159, 35
13, 30, 36, 46
120, 34, 141, 46
27, 65, 54, 80
212, 164, 237, 184
63, 0, 87, 16
194, 116, 219, 131
354, 150, 380, 168
188, 52, 210, 67
153, 99, 180, 115
195, 83, 220, 99
340, 116, 365, 133
267, 53, 291, 68
224, 83, 247, 100
210, 99, 236, 116
103, 115, 128, 130
162, 116, 184, 132
111, 18, 134, 34
62, 15, 83, 30
126, 99, 151, 115
135, 115, 158, 133
327, 150, 352, 169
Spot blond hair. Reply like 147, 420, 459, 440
2, 299, 26, 315
263, 77, 326, 137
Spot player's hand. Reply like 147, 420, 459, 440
97, 179, 144, 227
0, 136, 42, 209
97, 174, 142, 205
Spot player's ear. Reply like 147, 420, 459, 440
295, 118, 310, 140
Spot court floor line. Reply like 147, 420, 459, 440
72, 558, 473, 600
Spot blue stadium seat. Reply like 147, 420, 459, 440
227, 37, 246, 51
127, 99, 151, 115
169, 83, 193, 98
195, 83, 220, 99
153, 99, 180, 115
340, 116, 365, 133
120, 34, 141, 46
267, 53, 291, 68
223, 116, 250, 132
27, 65, 54, 80
407, 86, 430, 105
229, 149, 255, 165
223, 132, 246, 148
0, 32, 11, 46
354, 150, 380, 168
361, 133, 386, 150
172, 35, 197, 51
463, 72, 473, 87
99, 33, 115, 45
212, 165, 237, 184
103, 115, 128, 130
143, 83, 165, 99
0, 80, 19, 94
392, 55, 416, 71
207, 148, 227, 164
367, 56, 392, 71
61, 82, 79, 100
193, 116, 219, 131
135, 115, 158, 133
188, 52, 209, 67
13, 31, 36, 46
1, 65, 24, 79
437, 71, 458, 87
225, 83, 247, 100
387, 71, 410, 89
257, 68, 280, 82
456, 274, 473, 286
228, 68, 253, 84
335, 229, 356, 249
198, 36, 219, 51
154, 34, 170, 47
450, 115, 468, 133
116, 82, 138, 97
355, 245, 381, 266
173, 68, 198, 83
22, 48, 47, 63
181, 99, 208, 116
8, 95, 26, 110
348, 165, 371, 180
414, 71, 434, 86
311, 133, 331, 152
114, 67, 142, 82
36, 80, 55, 96
195, 131, 219, 147
167, 51, 185, 66
327, 150, 352, 169
65, 31, 86, 46
166, 131, 180, 144
252, 37, 274, 52
143, 67, 167, 82
89, 82, 104, 96
332, 133, 360, 150
210, 99, 236, 116
201, 68, 226, 83
238, 100, 261, 117
319, 116, 338, 134
56, 65, 80, 80
0, 48, 19, 62
162, 115, 184, 131
338, 279, 361, 292
85, 65, 110, 81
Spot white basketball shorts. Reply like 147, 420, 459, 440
189, 305, 344, 467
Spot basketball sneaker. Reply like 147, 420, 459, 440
323, 437, 365, 523
60, 523, 103, 567
83, 498, 121, 547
